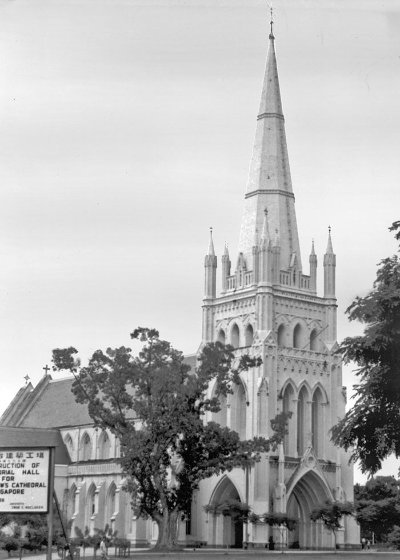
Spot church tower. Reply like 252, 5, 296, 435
196, 18, 360, 550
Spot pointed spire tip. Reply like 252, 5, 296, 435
269, 5, 275, 40
326, 225, 334, 254
208, 226, 215, 256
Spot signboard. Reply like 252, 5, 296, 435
0, 448, 50, 513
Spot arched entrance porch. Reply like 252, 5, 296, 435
207, 477, 243, 548
286, 470, 333, 549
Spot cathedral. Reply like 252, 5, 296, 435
1, 22, 359, 550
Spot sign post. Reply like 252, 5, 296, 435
47, 446, 55, 560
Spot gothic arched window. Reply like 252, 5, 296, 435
81, 432, 92, 462
218, 329, 226, 345
64, 433, 74, 461
231, 324, 240, 349
98, 431, 111, 460
297, 386, 308, 456
293, 323, 302, 348
211, 384, 227, 428
85, 484, 96, 527
230, 381, 247, 440
312, 387, 324, 457
282, 384, 295, 456
277, 324, 286, 347
67, 484, 77, 520
245, 324, 254, 346
106, 483, 117, 523
310, 329, 318, 351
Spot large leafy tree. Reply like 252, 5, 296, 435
332, 221, 400, 474
354, 476, 400, 542
52, 328, 288, 550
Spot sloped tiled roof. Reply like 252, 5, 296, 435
2, 354, 198, 430
19, 377, 93, 428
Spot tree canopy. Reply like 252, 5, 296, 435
52, 327, 288, 550
354, 476, 400, 542
332, 221, 400, 474
310, 501, 354, 550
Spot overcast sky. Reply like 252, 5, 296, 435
1, 0, 400, 483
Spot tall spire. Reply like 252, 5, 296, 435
237, 16, 302, 272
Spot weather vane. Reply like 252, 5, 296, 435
269, 4, 274, 38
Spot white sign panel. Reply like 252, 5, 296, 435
0, 448, 50, 512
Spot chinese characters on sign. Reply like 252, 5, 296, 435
0, 449, 49, 512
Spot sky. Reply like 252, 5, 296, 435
1, 0, 400, 483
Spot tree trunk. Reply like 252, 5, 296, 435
153, 509, 180, 550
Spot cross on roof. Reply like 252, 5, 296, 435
43, 364, 50, 375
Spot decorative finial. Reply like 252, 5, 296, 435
43, 364, 50, 375
24, 374, 30, 385
264, 207, 268, 217
328, 225, 331, 235
269, 5, 274, 40
208, 226, 215, 256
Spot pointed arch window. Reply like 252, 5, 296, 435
244, 324, 254, 346
277, 324, 286, 347
98, 431, 111, 460
106, 483, 117, 523
217, 329, 226, 345
312, 388, 324, 457
67, 484, 77, 520
231, 324, 240, 349
293, 324, 302, 348
64, 433, 74, 461
282, 384, 295, 456
310, 329, 318, 351
85, 484, 96, 527
230, 381, 247, 440
212, 384, 227, 428
297, 387, 308, 456
81, 432, 92, 462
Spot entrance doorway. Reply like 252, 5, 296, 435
208, 477, 243, 548
286, 470, 333, 549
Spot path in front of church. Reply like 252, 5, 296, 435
13, 551, 400, 560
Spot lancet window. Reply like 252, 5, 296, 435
230, 381, 247, 440
312, 387, 324, 457
244, 324, 254, 346
282, 383, 295, 456
98, 431, 111, 460
310, 329, 318, 351
297, 386, 308, 456
277, 324, 286, 347
231, 324, 240, 349
80, 432, 92, 461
